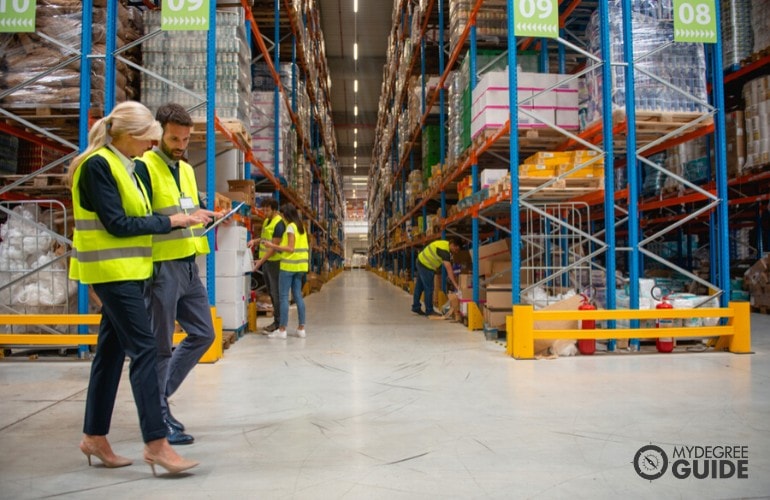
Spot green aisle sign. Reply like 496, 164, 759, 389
0, 0, 36, 33
514, 0, 559, 39
673, 0, 717, 43
162, 0, 209, 31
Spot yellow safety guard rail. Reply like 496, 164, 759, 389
0, 308, 223, 363
507, 302, 751, 359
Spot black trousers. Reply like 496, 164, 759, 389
262, 259, 281, 326
84, 280, 166, 443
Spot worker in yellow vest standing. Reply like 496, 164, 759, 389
412, 238, 462, 317
69, 101, 202, 475
260, 203, 309, 339
134, 103, 219, 446
248, 197, 285, 333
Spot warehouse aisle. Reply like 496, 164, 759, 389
1, 270, 770, 498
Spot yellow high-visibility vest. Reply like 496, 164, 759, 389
259, 213, 284, 261
279, 222, 309, 272
418, 240, 449, 271
142, 151, 209, 261
70, 147, 153, 284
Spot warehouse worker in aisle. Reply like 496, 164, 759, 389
260, 203, 309, 339
248, 197, 285, 333
69, 101, 202, 476
134, 103, 220, 446
411, 238, 462, 318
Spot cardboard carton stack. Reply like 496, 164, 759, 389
744, 255, 770, 309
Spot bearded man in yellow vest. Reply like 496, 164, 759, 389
134, 103, 219, 446
412, 238, 462, 318
247, 198, 285, 333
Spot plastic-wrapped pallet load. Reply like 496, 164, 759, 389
743, 75, 770, 169
0, 206, 78, 333
721, 0, 753, 70
141, 10, 251, 122
751, 0, 770, 55
584, 0, 708, 123
0, 0, 142, 130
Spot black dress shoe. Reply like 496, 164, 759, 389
411, 308, 425, 316
165, 419, 194, 445
165, 412, 185, 431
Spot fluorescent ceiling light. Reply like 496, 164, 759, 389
354, 79, 358, 93
354, 128, 358, 135
353, 43, 358, 61
354, 105, 358, 116
354, 0, 358, 13
354, 140, 358, 148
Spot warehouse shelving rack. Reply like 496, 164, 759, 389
0, 0, 344, 355
244, 0, 345, 270
368, 0, 750, 356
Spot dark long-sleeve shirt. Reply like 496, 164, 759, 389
77, 151, 172, 237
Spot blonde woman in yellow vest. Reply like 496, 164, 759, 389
260, 203, 309, 339
247, 197, 286, 333
134, 103, 220, 446
68, 101, 204, 476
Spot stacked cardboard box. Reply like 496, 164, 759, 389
744, 255, 770, 309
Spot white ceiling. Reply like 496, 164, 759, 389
318, 0, 392, 205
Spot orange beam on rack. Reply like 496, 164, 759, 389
0, 122, 74, 154
637, 123, 715, 159
639, 190, 715, 211
724, 53, 770, 85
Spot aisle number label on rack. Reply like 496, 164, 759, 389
513, 0, 558, 39
0, 0, 36, 33
673, 0, 717, 43
162, 0, 210, 31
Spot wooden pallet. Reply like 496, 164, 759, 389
517, 175, 604, 201
472, 127, 574, 156
222, 331, 237, 350
0, 174, 71, 197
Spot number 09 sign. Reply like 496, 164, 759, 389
513, 0, 559, 39
162, 0, 210, 31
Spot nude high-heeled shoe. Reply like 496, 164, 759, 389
79, 440, 133, 468
143, 451, 199, 476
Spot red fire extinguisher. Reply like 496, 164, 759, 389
578, 293, 596, 355
654, 288, 675, 353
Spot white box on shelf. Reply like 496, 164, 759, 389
217, 299, 247, 330
216, 225, 248, 251
216, 275, 248, 303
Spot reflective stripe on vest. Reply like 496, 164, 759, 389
279, 222, 309, 272
418, 240, 449, 271
259, 214, 283, 261
142, 151, 210, 261
69, 147, 153, 284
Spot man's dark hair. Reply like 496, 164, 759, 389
449, 237, 463, 248
156, 103, 193, 128
260, 198, 278, 210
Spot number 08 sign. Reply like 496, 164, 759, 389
673, 0, 717, 44
162, 0, 210, 31
513, 0, 559, 39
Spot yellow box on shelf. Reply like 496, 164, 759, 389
523, 151, 573, 165
519, 163, 565, 177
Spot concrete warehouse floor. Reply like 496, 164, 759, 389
1, 269, 769, 499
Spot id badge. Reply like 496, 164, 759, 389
179, 196, 195, 210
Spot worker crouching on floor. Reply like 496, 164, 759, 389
411, 238, 462, 318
